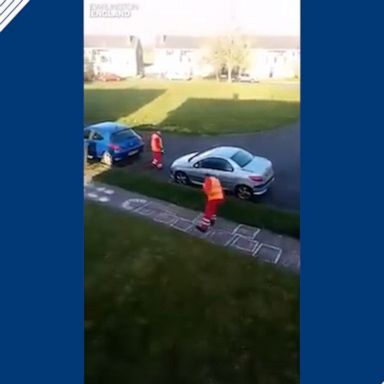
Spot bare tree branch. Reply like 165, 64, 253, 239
206, 34, 250, 82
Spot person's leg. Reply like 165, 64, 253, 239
156, 152, 163, 169
210, 199, 224, 226
210, 200, 218, 226
196, 200, 214, 232
151, 151, 158, 166
152, 152, 163, 168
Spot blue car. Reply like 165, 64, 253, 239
84, 122, 144, 166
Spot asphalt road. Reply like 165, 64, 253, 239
133, 122, 300, 212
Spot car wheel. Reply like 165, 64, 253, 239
235, 185, 253, 200
101, 152, 113, 167
174, 171, 190, 185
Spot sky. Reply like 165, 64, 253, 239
84, 0, 300, 44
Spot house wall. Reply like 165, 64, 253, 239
153, 48, 214, 77
153, 46, 300, 80
85, 48, 139, 77
191, 48, 215, 77
153, 48, 193, 76
293, 51, 300, 78
248, 49, 300, 79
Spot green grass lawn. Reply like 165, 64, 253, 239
94, 168, 300, 238
85, 203, 299, 384
84, 79, 300, 134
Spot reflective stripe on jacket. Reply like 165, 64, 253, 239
203, 176, 224, 201
151, 133, 163, 152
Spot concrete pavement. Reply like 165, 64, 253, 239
84, 181, 300, 272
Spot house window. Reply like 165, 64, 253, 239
180, 50, 191, 63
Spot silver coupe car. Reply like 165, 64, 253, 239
170, 146, 275, 200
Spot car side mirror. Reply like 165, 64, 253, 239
193, 163, 200, 168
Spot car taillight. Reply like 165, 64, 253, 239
249, 175, 263, 182
109, 144, 121, 151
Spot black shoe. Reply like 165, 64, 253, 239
195, 225, 208, 233
210, 220, 216, 227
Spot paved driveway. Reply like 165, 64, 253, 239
134, 122, 300, 212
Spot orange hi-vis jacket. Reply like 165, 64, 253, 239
203, 176, 224, 201
151, 133, 163, 152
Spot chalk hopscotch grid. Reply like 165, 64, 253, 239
0, 0, 29, 32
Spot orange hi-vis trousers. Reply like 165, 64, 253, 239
199, 198, 224, 229
152, 151, 163, 168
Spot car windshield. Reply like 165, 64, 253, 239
110, 129, 136, 143
231, 150, 254, 167
188, 150, 210, 162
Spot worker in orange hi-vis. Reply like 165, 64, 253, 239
151, 130, 164, 169
196, 174, 225, 233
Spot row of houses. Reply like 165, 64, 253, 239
84, 34, 300, 80
84, 35, 144, 79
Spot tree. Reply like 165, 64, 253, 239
205, 39, 225, 81
207, 35, 250, 82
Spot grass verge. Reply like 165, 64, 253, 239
85, 203, 299, 384
94, 169, 300, 238
84, 79, 300, 134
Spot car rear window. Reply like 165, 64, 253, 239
111, 129, 136, 143
231, 150, 253, 167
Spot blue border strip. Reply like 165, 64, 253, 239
0, 0, 84, 383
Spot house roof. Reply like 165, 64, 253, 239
246, 36, 300, 49
84, 35, 139, 49
155, 35, 300, 50
155, 35, 208, 49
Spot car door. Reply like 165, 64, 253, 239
90, 130, 106, 159
188, 158, 215, 185
194, 158, 234, 189
206, 158, 234, 190
193, 158, 219, 184
84, 128, 96, 158
187, 159, 205, 184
